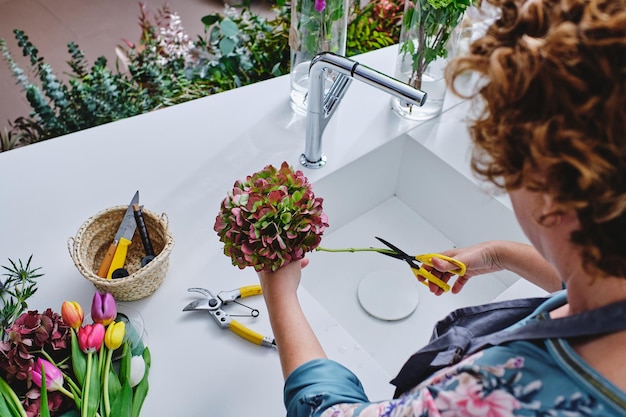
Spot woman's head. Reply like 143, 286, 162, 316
446, 0, 626, 277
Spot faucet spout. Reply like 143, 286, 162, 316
300, 52, 427, 169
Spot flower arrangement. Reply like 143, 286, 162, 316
214, 162, 328, 272
0, 289, 150, 417
289, 0, 348, 56
399, 0, 475, 90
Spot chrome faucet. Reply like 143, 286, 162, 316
299, 52, 427, 169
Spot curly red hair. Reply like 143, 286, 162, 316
446, 0, 626, 277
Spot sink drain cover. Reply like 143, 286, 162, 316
357, 270, 420, 321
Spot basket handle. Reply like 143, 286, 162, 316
160, 212, 169, 227
67, 237, 76, 260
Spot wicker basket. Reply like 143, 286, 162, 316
69, 206, 174, 301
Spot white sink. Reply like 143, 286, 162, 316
303, 132, 530, 376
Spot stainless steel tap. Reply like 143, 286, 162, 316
299, 52, 427, 169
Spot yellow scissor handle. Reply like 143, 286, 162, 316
229, 319, 275, 348
238, 284, 263, 298
415, 254, 467, 276
411, 267, 451, 292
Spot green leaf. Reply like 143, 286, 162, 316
109, 382, 133, 417
220, 18, 239, 38
201, 14, 221, 27
39, 364, 51, 417
81, 353, 101, 417
70, 330, 87, 386
219, 38, 236, 55
107, 364, 122, 401
118, 342, 132, 384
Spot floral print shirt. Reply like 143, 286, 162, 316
283, 293, 626, 417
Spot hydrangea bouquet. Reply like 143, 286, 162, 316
214, 162, 328, 272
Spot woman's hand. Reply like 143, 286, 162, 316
423, 240, 562, 295
422, 241, 505, 295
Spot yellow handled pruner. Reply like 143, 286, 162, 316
183, 285, 275, 348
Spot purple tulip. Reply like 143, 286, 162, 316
31, 358, 64, 392
314, 0, 326, 12
91, 292, 116, 326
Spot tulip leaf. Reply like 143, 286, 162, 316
70, 330, 87, 386
81, 353, 101, 417
0, 395, 15, 417
110, 382, 133, 417
107, 364, 122, 400
39, 365, 51, 417
131, 347, 151, 417
0, 378, 22, 417
118, 342, 132, 384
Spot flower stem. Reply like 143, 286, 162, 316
103, 349, 113, 417
315, 246, 395, 255
82, 353, 92, 417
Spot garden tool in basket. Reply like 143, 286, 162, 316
183, 285, 275, 348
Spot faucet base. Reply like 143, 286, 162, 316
300, 153, 327, 169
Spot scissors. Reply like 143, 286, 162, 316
375, 237, 466, 293
183, 285, 276, 348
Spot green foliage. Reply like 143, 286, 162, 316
0, 256, 42, 341
190, 5, 290, 92
400, 0, 475, 88
346, 0, 403, 56
0, 0, 405, 151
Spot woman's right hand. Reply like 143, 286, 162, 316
424, 240, 562, 295
422, 241, 507, 295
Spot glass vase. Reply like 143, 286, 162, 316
289, 0, 348, 114
391, 0, 466, 121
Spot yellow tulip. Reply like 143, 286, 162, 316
104, 321, 126, 350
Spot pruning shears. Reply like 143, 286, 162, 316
183, 285, 275, 348
375, 236, 466, 293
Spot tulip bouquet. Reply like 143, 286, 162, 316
214, 162, 328, 272
0, 292, 150, 417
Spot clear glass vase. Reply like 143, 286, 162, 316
391, 0, 466, 121
289, 0, 348, 114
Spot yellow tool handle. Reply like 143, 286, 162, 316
415, 254, 467, 276
229, 319, 266, 345
411, 268, 451, 293
239, 284, 262, 298
97, 242, 118, 278
106, 237, 132, 279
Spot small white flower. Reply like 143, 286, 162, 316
129, 355, 146, 387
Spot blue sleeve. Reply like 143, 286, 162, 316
284, 358, 369, 417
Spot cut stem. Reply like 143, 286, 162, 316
315, 246, 395, 255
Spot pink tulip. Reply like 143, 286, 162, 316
314, 0, 326, 12
78, 323, 105, 353
61, 300, 84, 330
31, 358, 64, 391
91, 292, 116, 326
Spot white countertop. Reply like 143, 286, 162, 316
0, 45, 545, 415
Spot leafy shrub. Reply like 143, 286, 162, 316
0, 0, 402, 152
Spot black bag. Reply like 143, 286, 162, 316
390, 295, 626, 397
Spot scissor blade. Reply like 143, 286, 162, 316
375, 236, 421, 268
183, 299, 212, 311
